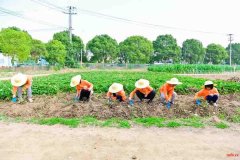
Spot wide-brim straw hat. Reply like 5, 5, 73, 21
204, 80, 217, 86
135, 79, 150, 89
70, 75, 81, 87
109, 83, 123, 93
167, 78, 182, 85
11, 73, 28, 87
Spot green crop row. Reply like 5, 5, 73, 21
0, 71, 240, 100
148, 64, 240, 74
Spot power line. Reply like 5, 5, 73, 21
28, 27, 66, 32
75, 8, 227, 35
30, 0, 67, 13
0, 6, 66, 28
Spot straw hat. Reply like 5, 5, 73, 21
11, 73, 28, 87
204, 80, 213, 86
70, 75, 81, 87
167, 78, 182, 85
135, 79, 150, 89
109, 83, 123, 93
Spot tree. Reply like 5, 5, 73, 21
226, 43, 240, 65
53, 31, 85, 67
119, 36, 153, 64
45, 40, 66, 65
0, 27, 32, 65
87, 34, 119, 63
205, 43, 228, 64
152, 34, 181, 63
30, 39, 48, 62
181, 39, 205, 64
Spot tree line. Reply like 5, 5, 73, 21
0, 27, 239, 67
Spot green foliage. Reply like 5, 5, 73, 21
0, 27, 32, 64
119, 36, 153, 63
182, 39, 205, 64
53, 31, 85, 67
179, 116, 204, 128
87, 34, 119, 63
30, 39, 48, 62
152, 34, 181, 63
166, 121, 182, 128
214, 122, 229, 129
101, 118, 131, 128
134, 117, 165, 127
226, 43, 240, 65
1, 71, 240, 100
37, 117, 80, 128
45, 40, 67, 65
205, 43, 228, 64
148, 64, 237, 73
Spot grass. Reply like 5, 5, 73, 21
0, 115, 237, 129
215, 122, 229, 129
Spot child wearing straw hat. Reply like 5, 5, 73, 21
70, 75, 93, 101
129, 79, 156, 105
107, 83, 127, 102
11, 73, 33, 103
159, 78, 182, 109
194, 80, 219, 108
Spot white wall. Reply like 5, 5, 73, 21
0, 53, 12, 67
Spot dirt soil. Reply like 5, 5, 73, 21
0, 122, 239, 160
0, 94, 239, 120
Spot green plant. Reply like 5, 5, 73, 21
134, 117, 166, 127
166, 121, 182, 128
215, 122, 229, 129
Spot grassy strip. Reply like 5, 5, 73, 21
0, 115, 233, 129
1, 71, 240, 100
148, 64, 240, 74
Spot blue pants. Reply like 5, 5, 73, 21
206, 95, 218, 103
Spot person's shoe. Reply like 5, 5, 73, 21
213, 103, 218, 107
28, 98, 33, 103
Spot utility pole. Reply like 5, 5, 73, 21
228, 34, 233, 66
80, 49, 83, 67
64, 6, 77, 44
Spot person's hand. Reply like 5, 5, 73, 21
166, 101, 171, 109
196, 99, 201, 106
145, 94, 148, 98
129, 99, 134, 106
74, 96, 79, 102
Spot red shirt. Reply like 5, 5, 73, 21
159, 83, 175, 101
130, 86, 153, 99
12, 76, 32, 95
107, 90, 127, 101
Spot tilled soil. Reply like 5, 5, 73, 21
0, 93, 239, 120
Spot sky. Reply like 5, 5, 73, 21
0, 0, 240, 47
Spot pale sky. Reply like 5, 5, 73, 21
0, 0, 240, 47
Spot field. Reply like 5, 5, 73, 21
0, 69, 240, 160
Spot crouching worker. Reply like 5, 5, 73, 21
107, 83, 127, 103
159, 78, 182, 109
129, 79, 155, 106
194, 81, 219, 108
11, 73, 33, 103
70, 75, 93, 101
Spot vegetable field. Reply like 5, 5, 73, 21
148, 64, 240, 74
1, 71, 240, 100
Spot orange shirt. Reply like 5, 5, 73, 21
107, 90, 127, 101
76, 80, 93, 92
159, 83, 175, 101
194, 87, 219, 99
12, 76, 32, 95
129, 86, 153, 99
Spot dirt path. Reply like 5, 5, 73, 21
0, 122, 239, 160
176, 72, 240, 80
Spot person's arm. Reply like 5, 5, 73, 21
144, 86, 153, 97
168, 88, 174, 100
213, 88, 219, 96
12, 86, 18, 97
162, 85, 169, 101
85, 81, 93, 91
121, 91, 127, 101
194, 89, 204, 100
129, 88, 137, 99
23, 77, 32, 91
107, 91, 111, 98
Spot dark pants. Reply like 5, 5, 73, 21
113, 93, 123, 102
79, 89, 91, 101
136, 90, 156, 102
206, 95, 218, 103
